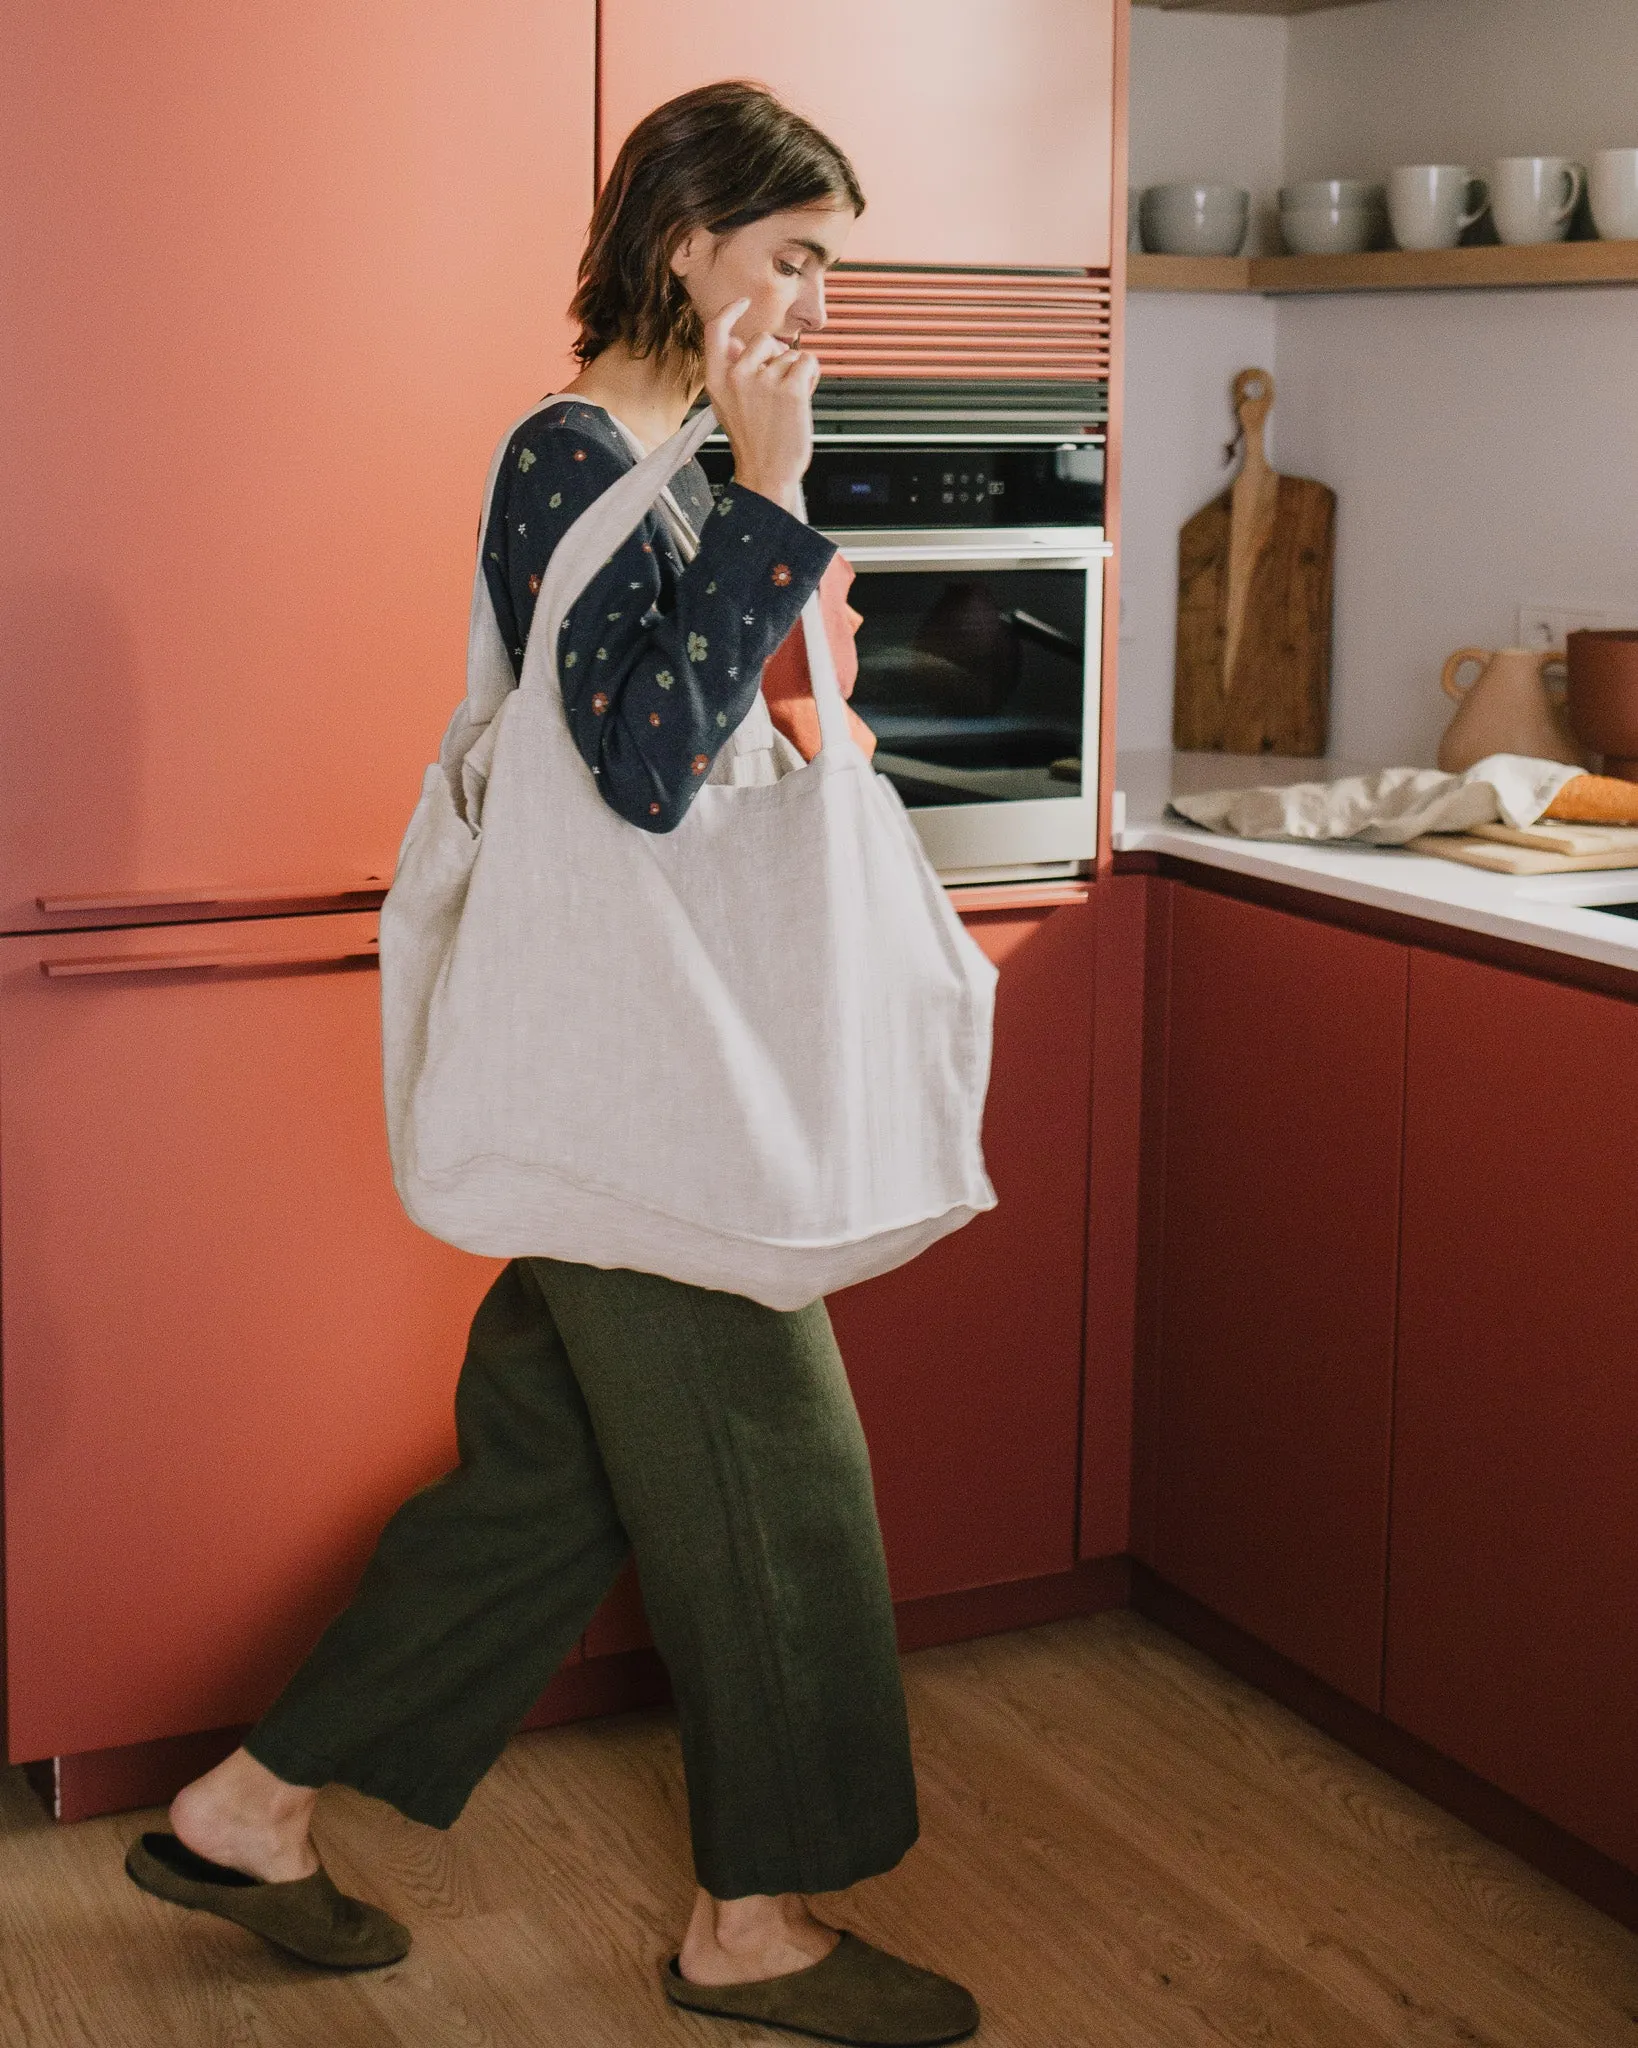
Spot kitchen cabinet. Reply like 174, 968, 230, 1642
1388, 950, 1638, 1873
0, 915, 504, 1763
0, 0, 595, 934
597, 0, 1117, 270
1144, 884, 1406, 1710
578, 893, 1099, 1673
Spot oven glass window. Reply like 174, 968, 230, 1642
847, 570, 1087, 805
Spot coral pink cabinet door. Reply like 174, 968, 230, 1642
1148, 887, 1407, 1710
0, 2, 594, 932
1389, 951, 1638, 1872
0, 916, 503, 1761
598, 0, 1116, 268
823, 899, 1095, 1601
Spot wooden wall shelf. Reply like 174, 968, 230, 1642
1129, 242, 1638, 295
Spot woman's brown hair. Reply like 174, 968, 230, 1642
569, 81, 865, 372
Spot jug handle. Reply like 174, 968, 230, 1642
1442, 648, 1491, 700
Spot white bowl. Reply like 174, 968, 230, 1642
1139, 182, 1250, 258
1279, 186, 1386, 255
1280, 179, 1382, 210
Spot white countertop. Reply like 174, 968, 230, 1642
1114, 750, 1638, 982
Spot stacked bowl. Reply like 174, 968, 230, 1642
1278, 179, 1387, 255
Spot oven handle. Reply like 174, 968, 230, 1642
836, 542, 1113, 571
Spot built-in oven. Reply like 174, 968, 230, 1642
700, 379, 1112, 882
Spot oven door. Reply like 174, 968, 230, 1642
827, 529, 1113, 881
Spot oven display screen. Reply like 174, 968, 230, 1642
826, 471, 891, 510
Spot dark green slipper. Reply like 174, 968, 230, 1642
662, 1930, 979, 2046
124, 1831, 410, 1969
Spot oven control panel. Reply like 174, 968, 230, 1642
695, 440, 1104, 530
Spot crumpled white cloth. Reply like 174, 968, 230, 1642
1168, 754, 1582, 845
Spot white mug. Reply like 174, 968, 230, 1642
1388, 165, 1489, 251
1590, 148, 1638, 241
1490, 156, 1586, 245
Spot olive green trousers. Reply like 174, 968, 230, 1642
244, 1257, 919, 1900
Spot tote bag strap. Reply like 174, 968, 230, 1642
520, 403, 860, 761
525, 404, 720, 694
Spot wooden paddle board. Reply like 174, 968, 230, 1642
1404, 831, 1638, 875
1174, 368, 1336, 756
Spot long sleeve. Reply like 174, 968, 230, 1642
481, 402, 835, 831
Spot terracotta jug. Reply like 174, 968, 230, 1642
1436, 645, 1586, 772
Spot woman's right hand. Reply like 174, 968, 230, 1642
702, 296, 819, 518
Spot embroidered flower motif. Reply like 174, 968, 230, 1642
607, 611, 621, 621
649, 711, 662, 727
716, 710, 728, 727
596, 646, 608, 660
655, 669, 674, 689
518, 448, 536, 472
706, 580, 717, 594
564, 651, 577, 667
690, 753, 709, 775
629, 580, 642, 590
649, 801, 662, 815
687, 632, 708, 662
727, 664, 739, 679
771, 563, 793, 587
742, 533, 752, 543
716, 495, 734, 515
743, 611, 755, 625
592, 691, 610, 715
517, 522, 527, 536
488, 550, 499, 561
548, 492, 562, 509
528, 573, 541, 595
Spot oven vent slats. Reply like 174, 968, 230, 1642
810, 267, 1112, 382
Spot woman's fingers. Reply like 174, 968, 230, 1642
702, 297, 751, 380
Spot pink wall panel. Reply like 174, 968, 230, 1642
0, 2, 595, 930
598, 0, 1116, 270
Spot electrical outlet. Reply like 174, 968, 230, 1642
1516, 602, 1618, 650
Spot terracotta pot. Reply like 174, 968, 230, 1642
1566, 629, 1638, 779
1436, 645, 1585, 773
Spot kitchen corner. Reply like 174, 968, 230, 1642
1115, 747, 1638, 982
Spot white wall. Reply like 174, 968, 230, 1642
1120, 9, 1286, 751
1284, 0, 1638, 185
1118, 0, 1638, 765
1128, 7, 1289, 254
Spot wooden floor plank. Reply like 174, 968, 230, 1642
3, 1614, 1635, 2048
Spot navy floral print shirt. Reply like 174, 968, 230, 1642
481, 399, 835, 831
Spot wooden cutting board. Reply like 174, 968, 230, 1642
1405, 827, 1638, 875
1174, 368, 1336, 756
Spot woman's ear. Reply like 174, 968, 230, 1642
668, 227, 711, 280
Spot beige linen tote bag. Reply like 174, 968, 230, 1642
380, 399, 998, 1309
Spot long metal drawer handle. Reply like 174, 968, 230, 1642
36, 883, 386, 915
41, 941, 380, 980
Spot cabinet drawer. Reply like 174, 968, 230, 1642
1, 913, 502, 1759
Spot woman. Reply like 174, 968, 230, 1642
124, 81, 981, 2048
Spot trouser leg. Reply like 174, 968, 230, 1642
244, 1259, 630, 1826
530, 1259, 920, 1901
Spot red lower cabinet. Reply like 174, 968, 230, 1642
0, 915, 505, 1763
824, 896, 1095, 1602
1389, 951, 1638, 1872
1146, 886, 1407, 1709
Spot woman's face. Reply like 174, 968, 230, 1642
670, 202, 858, 348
